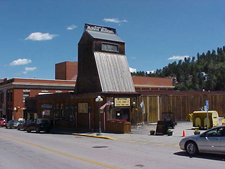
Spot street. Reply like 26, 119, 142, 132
0, 127, 225, 169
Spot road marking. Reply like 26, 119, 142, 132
0, 134, 123, 169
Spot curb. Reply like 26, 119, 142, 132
72, 133, 115, 140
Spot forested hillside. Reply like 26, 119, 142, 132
132, 46, 225, 91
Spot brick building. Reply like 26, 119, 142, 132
0, 63, 174, 121
56, 61, 174, 92
0, 78, 75, 121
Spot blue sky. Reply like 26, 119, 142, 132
1, 0, 225, 79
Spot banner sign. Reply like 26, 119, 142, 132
85, 23, 116, 34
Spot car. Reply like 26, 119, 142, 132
26, 118, 51, 133
17, 120, 32, 131
179, 125, 225, 155
0, 118, 6, 127
6, 120, 20, 129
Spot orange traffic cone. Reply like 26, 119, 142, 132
182, 130, 186, 137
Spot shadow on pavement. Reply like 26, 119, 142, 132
174, 151, 225, 161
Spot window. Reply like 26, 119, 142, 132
205, 127, 225, 137
0, 93, 3, 103
23, 92, 30, 102
102, 43, 118, 52
10, 92, 12, 102
78, 103, 88, 113
7, 91, 12, 102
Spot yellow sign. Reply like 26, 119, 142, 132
78, 103, 88, 113
115, 98, 130, 107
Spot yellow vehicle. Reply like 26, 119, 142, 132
192, 110, 219, 129
222, 119, 225, 125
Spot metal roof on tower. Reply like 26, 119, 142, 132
87, 30, 124, 43
94, 52, 135, 92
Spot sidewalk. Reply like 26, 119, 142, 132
52, 121, 196, 146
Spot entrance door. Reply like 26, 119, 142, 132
115, 108, 130, 121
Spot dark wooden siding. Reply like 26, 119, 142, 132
75, 32, 102, 94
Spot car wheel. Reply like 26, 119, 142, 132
185, 141, 198, 155
36, 127, 40, 133
5, 126, 7, 129
27, 127, 31, 133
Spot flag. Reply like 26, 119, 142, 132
100, 100, 111, 110
140, 101, 145, 114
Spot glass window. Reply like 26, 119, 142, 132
7, 91, 12, 102
102, 43, 118, 52
206, 127, 225, 137
0, 93, 3, 103
23, 92, 30, 103
65, 103, 69, 118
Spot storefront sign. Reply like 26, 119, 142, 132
156, 121, 166, 135
115, 98, 130, 107
85, 24, 116, 34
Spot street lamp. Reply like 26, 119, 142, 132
132, 101, 136, 108
95, 95, 103, 135
13, 107, 18, 120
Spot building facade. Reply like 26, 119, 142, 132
0, 24, 174, 126
26, 23, 142, 131
0, 78, 75, 121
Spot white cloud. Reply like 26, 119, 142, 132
168, 55, 190, 60
103, 18, 128, 24
147, 70, 156, 74
23, 67, 37, 74
25, 32, 58, 41
129, 67, 137, 73
10, 59, 32, 66
131, 56, 136, 59
67, 25, 77, 30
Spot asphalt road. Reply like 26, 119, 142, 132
0, 127, 225, 169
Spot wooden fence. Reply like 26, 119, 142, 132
140, 94, 225, 123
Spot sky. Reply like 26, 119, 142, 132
1, 0, 225, 80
